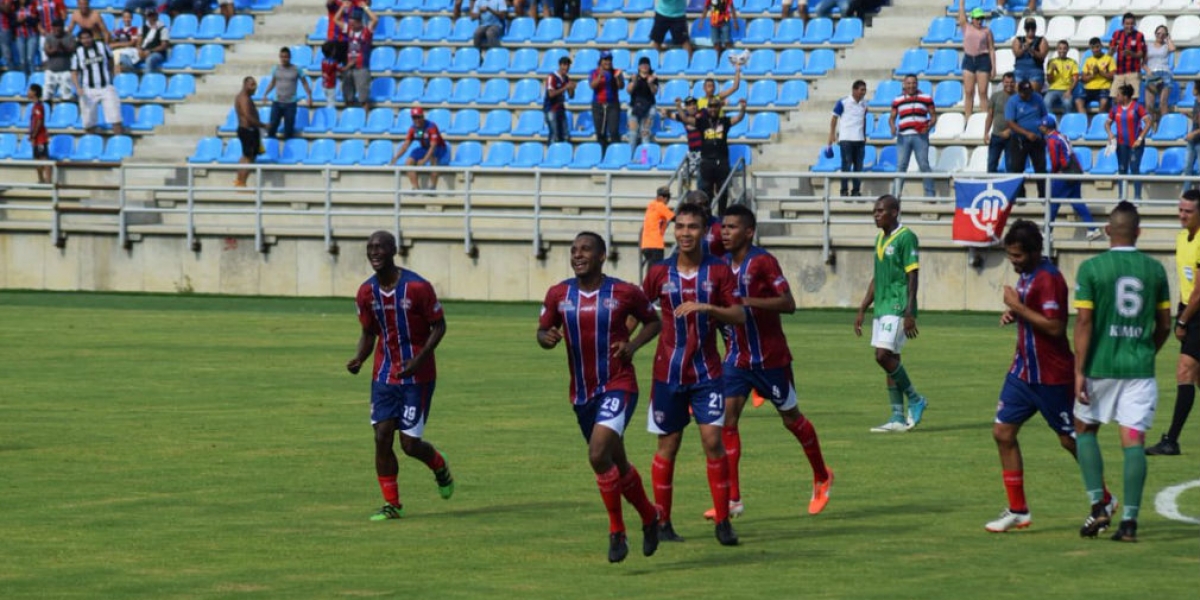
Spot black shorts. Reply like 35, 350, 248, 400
650, 13, 689, 45
1179, 303, 1200, 360
32, 143, 48, 159
237, 127, 261, 160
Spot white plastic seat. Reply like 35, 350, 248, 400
1129, 0, 1162, 11
965, 146, 990, 173
1067, 0, 1101, 13
995, 49, 1015, 75
1171, 15, 1200, 42
962, 113, 988, 140
1044, 16, 1076, 44
907, 147, 938, 172
1071, 15, 1104, 45
1139, 15, 1167, 37
935, 145, 969, 172
1042, 0, 1071, 12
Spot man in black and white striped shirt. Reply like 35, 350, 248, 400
72, 29, 124, 135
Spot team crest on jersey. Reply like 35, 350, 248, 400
400, 298, 413, 310
662, 281, 678, 293
701, 280, 715, 293
885, 246, 896, 256
740, 273, 752, 286
602, 297, 621, 310
558, 299, 576, 312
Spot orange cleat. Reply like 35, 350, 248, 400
808, 469, 834, 515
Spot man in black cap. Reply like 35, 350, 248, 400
589, 50, 624, 151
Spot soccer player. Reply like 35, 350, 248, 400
643, 202, 745, 546
1073, 202, 1171, 542
1147, 190, 1200, 456
537, 232, 665, 563
986, 220, 1114, 532
706, 204, 832, 521
678, 189, 725, 257
854, 195, 928, 432
346, 231, 455, 521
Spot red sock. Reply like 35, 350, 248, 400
377, 475, 400, 506
722, 427, 742, 502
424, 449, 445, 472
651, 454, 675, 522
706, 456, 731, 522
596, 466, 625, 534
787, 414, 829, 482
1003, 469, 1028, 513
1101, 485, 1112, 506
619, 464, 658, 525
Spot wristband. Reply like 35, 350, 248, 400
1177, 319, 1187, 328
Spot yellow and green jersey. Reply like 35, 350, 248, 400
1175, 228, 1200, 304
1074, 247, 1170, 379
873, 226, 919, 318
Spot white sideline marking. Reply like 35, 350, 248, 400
1155, 479, 1200, 525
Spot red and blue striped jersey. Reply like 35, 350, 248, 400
643, 255, 740, 385
539, 277, 657, 405
1045, 130, 1074, 173
1108, 101, 1147, 147
1110, 29, 1146, 75
724, 246, 793, 370
355, 269, 444, 386
1009, 258, 1073, 385
590, 68, 621, 105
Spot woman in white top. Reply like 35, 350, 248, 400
1144, 25, 1176, 128
957, 3, 995, 123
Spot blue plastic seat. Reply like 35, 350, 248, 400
478, 48, 509, 74
330, 139, 366, 166
1058, 112, 1087, 140
332, 107, 366, 133
425, 108, 451, 131
513, 110, 546, 136
831, 17, 862, 44
746, 80, 777, 107
568, 142, 602, 169
926, 48, 961, 77
627, 143, 660, 170
510, 78, 542, 104
868, 115, 893, 140
1090, 147, 1117, 174
1176, 48, 1200, 77
621, 0, 652, 12
801, 17, 833, 44
224, 14, 254, 40
541, 141, 573, 168
512, 142, 544, 168
194, 14, 224, 40
1157, 147, 1186, 175
371, 16, 395, 40
394, 47, 424, 72
100, 135, 133, 162
302, 138, 337, 165
0, 71, 26, 97
421, 16, 452, 42
189, 136, 222, 163
1152, 113, 1188, 141
362, 139, 394, 166
743, 18, 775, 44
469, 78, 504, 105
450, 141, 482, 167
309, 17, 329, 42
869, 79, 902, 108
922, 17, 956, 44
69, 134, 104, 161
610, 48, 632, 73
277, 138, 307, 165
810, 144, 840, 172
170, 14, 198, 39
1101, 15, 1121, 44
657, 79, 690, 105
479, 109, 512, 135
746, 112, 779, 140
871, 146, 897, 172
448, 17, 475, 43
740, 0, 771, 12
130, 104, 164, 131
131, 73, 166, 100
369, 47, 397, 72
363, 107, 395, 134
368, 78, 395, 103
161, 73, 195, 101
481, 141, 514, 167
0, 102, 19, 127
109, 73, 137, 99
419, 47, 451, 74
573, 110, 594, 136
658, 143, 687, 171
1138, 146, 1159, 174
1083, 114, 1110, 141
48, 134, 74, 160
537, 48, 570, 75
532, 17, 564, 43
744, 48, 777, 76
803, 48, 835, 76
47, 103, 78, 129
778, 79, 808, 105
423, 0, 451, 11
447, 47, 481, 74
775, 18, 805, 44
194, 44, 225, 70
161, 44, 197, 70
394, 77, 424, 103
570, 48, 601, 76
598, 142, 632, 169
395, 15, 423, 41
729, 144, 752, 167
893, 48, 928, 76
629, 17, 654, 44
448, 78, 482, 105
932, 80, 963, 107
647, 48, 678, 75
503, 17, 535, 44
423, 77, 452, 103
510, 48, 540, 74
215, 139, 242, 164
686, 49, 717, 76
567, 18, 600, 44
1071, 147, 1091, 174
218, 108, 238, 133
446, 109, 481, 135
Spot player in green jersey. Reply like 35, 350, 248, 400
1073, 201, 1172, 542
854, 195, 929, 432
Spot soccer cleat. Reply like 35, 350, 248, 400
714, 518, 739, 546
642, 507, 662, 557
658, 520, 685, 542
369, 504, 404, 521
751, 390, 766, 408
809, 469, 834, 515
703, 499, 745, 521
870, 418, 908, 433
1145, 436, 1181, 456
906, 397, 928, 430
1110, 519, 1138, 542
608, 531, 629, 563
1079, 502, 1112, 538
985, 508, 1032, 533
434, 459, 455, 500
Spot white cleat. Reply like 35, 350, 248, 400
870, 419, 908, 433
985, 509, 1032, 532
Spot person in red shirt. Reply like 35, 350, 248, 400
390, 106, 450, 190
335, 3, 376, 110
1105, 84, 1149, 201
1108, 12, 1146, 98
27, 83, 50, 183
318, 40, 344, 111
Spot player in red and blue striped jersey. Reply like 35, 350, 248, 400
705, 205, 832, 522
642, 203, 745, 546
986, 221, 1112, 532
538, 232, 665, 563
347, 231, 454, 521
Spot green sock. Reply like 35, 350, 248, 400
888, 364, 921, 402
1076, 432, 1106, 505
1121, 445, 1146, 521
887, 386, 903, 420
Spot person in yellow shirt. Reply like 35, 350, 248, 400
1075, 37, 1115, 114
640, 186, 676, 268
1044, 40, 1078, 116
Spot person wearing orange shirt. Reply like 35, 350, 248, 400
641, 186, 676, 268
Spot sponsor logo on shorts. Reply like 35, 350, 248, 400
654, 410, 665, 424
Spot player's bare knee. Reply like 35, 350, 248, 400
398, 434, 424, 457
992, 423, 1017, 446
1057, 433, 1076, 453
373, 422, 397, 446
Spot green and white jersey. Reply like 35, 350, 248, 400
1074, 247, 1170, 379
873, 226, 919, 318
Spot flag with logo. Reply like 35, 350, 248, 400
952, 176, 1024, 247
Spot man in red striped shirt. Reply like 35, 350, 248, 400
889, 75, 937, 198
335, 4, 376, 110
1109, 12, 1146, 99
1105, 84, 1149, 201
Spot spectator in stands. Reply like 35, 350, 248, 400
167, 0, 209, 19
337, 4, 376, 110
65, 0, 108, 43
325, 0, 351, 42
676, 97, 746, 214
1185, 80, 1200, 183
889, 74, 936, 198
72, 28, 123, 135
471, 0, 506, 52
516, 0, 552, 22
391, 107, 450, 190
1109, 12, 1146, 100
702, 0, 737, 57
589, 50, 624, 152
41, 18, 75, 102
1106, 83, 1149, 201
122, 8, 167, 73
0, 0, 14, 74
123, 0, 162, 16
1075, 37, 1113, 114
1041, 114, 1100, 240
109, 9, 139, 74
36, 0, 68, 31
984, 72, 1015, 173
780, 0, 806, 22
1011, 18, 1047, 92
828, 79, 868, 197
811, 0, 852, 18
319, 40, 343, 111
650, 0, 693, 58
544, 55, 576, 144
233, 76, 265, 188
1005, 80, 1047, 199
263, 47, 313, 141
218, 0, 235, 24
1043, 40, 1077, 116
1144, 25, 1175, 128
697, 64, 741, 115
664, 96, 701, 188
27, 83, 50, 183
957, 5, 994, 124
640, 186, 675, 268
626, 56, 659, 148
13, 0, 39, 76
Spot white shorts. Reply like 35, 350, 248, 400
871, 315, 907, 353
113, 47, 139, 67
79, 86, 122, 129
43, 70, 74, 101
1075, 378, 1158, 432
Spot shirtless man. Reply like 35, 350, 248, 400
66, 0, 109, 43
234, 77, 267, 188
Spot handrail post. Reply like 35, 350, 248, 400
186, 165, 196, 251
50, 162, 61, 245
324, 167, 334, 253
532, 170, 542, 258
604, 173, 614, 257
463, 170, 474, 256
117, 164, 128, 249
821, 175, 832, 265
254, 166, 264, 252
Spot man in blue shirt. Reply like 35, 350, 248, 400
1005, 80, 1048, 199
472, 0, 507, 51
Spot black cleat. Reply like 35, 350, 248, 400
1145, 436, 1181, 456
642, 507, 662, 557
1111, 519, 1138, 542
715, 518, 739, 546
658, 520, 685, 542
1079, 502, 1112, 538
608, 531, 629, 563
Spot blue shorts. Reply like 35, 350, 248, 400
995, 373, 1073, 434
961, 53, 992, 74
1146, 70, 1173, 91
722, 365, 798, 411
647, 379, 725, 434
575, 391, 638, 441
371, 380, 436, 438
1014, 67, 1045, 86
711, 23, 733, 45
410, 145, 449, 164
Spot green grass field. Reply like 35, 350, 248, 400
1, 291, 1197, 599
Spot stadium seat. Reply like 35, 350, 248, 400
330, 139, 366, 165
479, 109, 512, 135
1171, 15, 1200, 44
1158, 147, 1186, 175
130, 104, 164, 131
419, 47, 452, 74
395, 15, 423, 41
512, 141, 544, 168
567, 142, 602, 169
170, 14, 198, 39
1057, 113, 1086, 140
309, 17, 329, 42
571, 48, 601, 76
162, 73, 195, 101
830, 17, 862, 44
690, 15, 712, 45
194, 14, 224, 40
778, 79, 808, 105
1071, 147, 1091, 174
1152, 113, 1188, 142
1070, 15, 1104, 46
932, 80, 963, 108
447, 78, 482, 105
224, 14, 254, 40
361, 139, 394, 166
420, 16, 452, 42
610, 48, 632, 72
69, 134, 103, 161
478, 78, 510, 105
332, 107, 366, 134
931, 113, 965, 140
11, 137, 31, 160
742, 48, 776, 76
746, 112, 779, 140
363, 78, 392, 103
532, 17, 564, 43
48, 134, 73, 160
1138, 147, 1158, 174
129, 73, 166, 100
743, 18, 775, 44
803, 49, 835, 76
869, 79, 901, 108
510, 78, 542, 104
503, 17, 536, 44
871, 146, 899, 172
99, 135, 133, 162
370, 47, 397, 72
189, 136, 222, 163
657, 79, 689, 105
801, 17, 833, 44
1083, 114, 1109, 141
423, 77, 453, 103
423, 0, 451, 11
740, 0, 771, 12
746, 80, 777, 107
1090, 147, 1117, 174
1100, 15, 1121, 44
621, 0, 652, 12
926, 49, 961, 77
389, 77, 421, 103
450, 141, 482, 167
538, 48, 571, 76
894, 49, 928, 76
0, 71, 25, 97
217, 107, 238, 133
1175, 49, 1200, 77
372, 16, 396, 40
810, 144, 841, 172
447, 48, 481, 74
922, 17, 956, 44
363, 107, 395, 134
46, 103, 78, 129
425, 108, 451, 131
478, 48, 509, 75
276, 138, 307, 165
659, 143, 687, 171
566, 18, 600, 44
448, 17, 475, 43
0, 102, 18, 128
598, 142, 632, 169
302, 138, 336, 165
573, 111, 594, 136
513, 110, 546, 137
397, 49, 431, 75
686, 49, 717, 76
481, 141, 514, 167
596, 17, 628, 45
161, 44, 197, 71
194, 44, 225, 70
510, 48, 540, 74
627, 143, 661, 171
990, 16, 1016, 44
775, 18, 804, 44
628, 17, 654, 44
446, 109, 481, 136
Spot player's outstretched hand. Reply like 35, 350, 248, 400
1000, 310, 1016, 326
903, 315, 918, 339
346, 358, 363, 375
674, 301, 708, 317
853, 312, 864, 337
